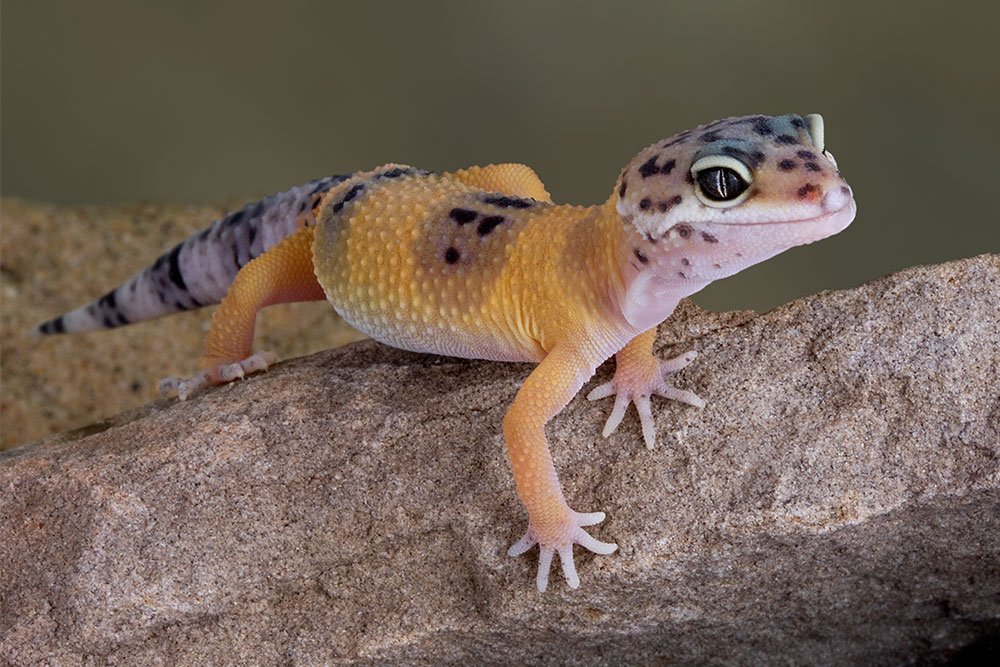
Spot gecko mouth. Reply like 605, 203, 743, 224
700, 199, 856, 242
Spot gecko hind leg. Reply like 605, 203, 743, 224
160, 225, 325, 400
159, 352, 278, 400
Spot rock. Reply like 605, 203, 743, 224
1, 255, 998, 665
0, 197, 365, 449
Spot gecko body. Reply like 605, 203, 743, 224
38, 114, 856, 591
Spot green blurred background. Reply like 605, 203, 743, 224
2, 0, 998, 311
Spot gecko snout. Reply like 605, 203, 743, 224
822, 184, 853, 213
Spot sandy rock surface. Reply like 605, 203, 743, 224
1, 254, 998, 664
0, 198, 364, 449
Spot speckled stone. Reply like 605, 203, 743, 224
1, 252, 998, 664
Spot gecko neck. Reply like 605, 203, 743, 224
592, 197, 708, 333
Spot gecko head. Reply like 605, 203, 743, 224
612, 113, 857, 329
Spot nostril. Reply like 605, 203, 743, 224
823, 185, 852, 212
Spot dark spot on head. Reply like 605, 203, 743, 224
778, 159, 797, 171
634, 248, 648, 264
797, 183, 819, 198
476, 215, 506, 236
722, 145, 764, 168
681, 257, 690, 266
700, 131, 722, 143
701, 232, 718, 244
658, 194, 683, 212
752, 118, 773, 136
619, 180, 627, 197
662, 131, 692, 148
678, 271, 686, 278
444, 247, 460, 264
381, 167, 407, 179
676, 224, 693, 239
639, 198, 652, 210
449, 208, 477, 224
775, 135, 798, 145
482, 195, 534, 209
685, 171, 695, 184
661, 159, 676, 174
791, 117, 806, 129
840, 185, 851, 196
638, 156, 661, 178
804, 162, 822, 172
797, 150, 817, 160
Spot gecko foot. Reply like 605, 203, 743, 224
508, 510, 618, 592
159, 351, 277, 401
587, 349, 704, 449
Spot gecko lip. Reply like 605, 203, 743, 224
704, 197, 857, 230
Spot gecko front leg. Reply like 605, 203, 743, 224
587, 328, 704, 449
503, 344, 618, 592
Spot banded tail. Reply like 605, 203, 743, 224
35, 174, 350, 335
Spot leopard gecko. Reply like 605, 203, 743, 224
37, 113, 857, 592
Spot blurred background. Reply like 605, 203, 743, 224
2, 1, 999, 447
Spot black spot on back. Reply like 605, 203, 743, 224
797, 150, 817, 160
779, 159, 797, 171
476, 215, 505, 236
449, 208, 478, 224
700, 131, 722, 143
775, 135, 798, 145
791, 117, 806, 129
332, 183, 366, 214
804, 162, 822, 172
444, 247, 460, 264
639, 198, 652, 210
482, 195, 534, 209
701, 232, 718, 243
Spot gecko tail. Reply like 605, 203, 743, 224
34, 173, 352, 336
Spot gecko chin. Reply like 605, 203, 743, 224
677, 196, 857, 284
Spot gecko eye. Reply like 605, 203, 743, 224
690, 155, 753, 207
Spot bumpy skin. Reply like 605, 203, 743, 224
38, 114, 857, 592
